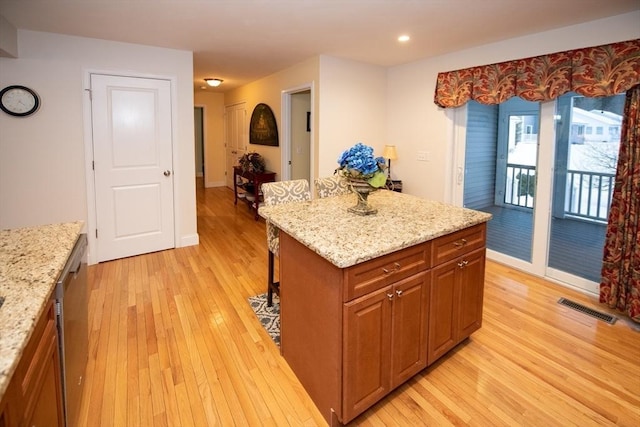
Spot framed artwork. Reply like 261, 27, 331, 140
249, 103, 279, 146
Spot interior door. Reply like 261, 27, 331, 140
225, 102, 247, 188
90, 74, 175, 262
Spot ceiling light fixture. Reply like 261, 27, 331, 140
398, 35, 410, 42
205, 78, 223, 87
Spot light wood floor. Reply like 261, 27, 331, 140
78, 182, 640, 426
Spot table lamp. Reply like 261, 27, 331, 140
382, 145, 398, 180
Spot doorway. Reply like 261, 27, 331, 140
194, 106, 204, 184
282, 84, 314, 183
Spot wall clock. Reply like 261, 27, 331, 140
0, 85, 41, 117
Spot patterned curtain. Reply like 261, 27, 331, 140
600, 84, 640, 323
434, 39, 640, 108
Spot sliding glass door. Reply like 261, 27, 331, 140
462, 92, 624, 294
547, 92, 624, 289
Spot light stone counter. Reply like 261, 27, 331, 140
259, 190, 492, 268
0, 222, 84, 400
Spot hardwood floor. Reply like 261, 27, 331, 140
78, 182, 640, 426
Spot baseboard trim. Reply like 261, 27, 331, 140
179, 233, 199, 247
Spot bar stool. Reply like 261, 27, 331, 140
261, 179, 311, 306
314, 175, 350, 198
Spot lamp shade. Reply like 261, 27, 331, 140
382, 145, 398, 160
205, 78, 223, 87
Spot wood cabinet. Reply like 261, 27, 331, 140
233, 166, 276, 220
279, 223, 486, 426
428, 248, 485, 365
1, 299, 64, 427
343, 272, 428, 421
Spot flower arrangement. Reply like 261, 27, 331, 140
238, 152, 266, 173
336, 142, 387, 188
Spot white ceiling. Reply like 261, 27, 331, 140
1, 0, 638, 92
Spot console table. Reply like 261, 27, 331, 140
233, 166, 276, 220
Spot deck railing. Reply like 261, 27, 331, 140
504, 164, 614, 222
565, 169, 615, 221
505, 164, 536, 208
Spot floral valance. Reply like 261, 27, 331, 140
434, 39, 640, 108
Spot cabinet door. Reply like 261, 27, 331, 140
427, 260, 458, 365
343, 286, 392, 423
26, 351, 64, 427
390, 272, 428, 388
19, 301, 64, 427
0, 384, 15, 427
457, 249, 486, 339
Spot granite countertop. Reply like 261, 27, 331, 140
0, 222, 84, 400
259, 190, 492, 268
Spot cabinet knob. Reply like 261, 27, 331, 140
387, 293, 394, 300
458, 260, 469, 268
396, 289, 403, 298
164, 170, 171, 177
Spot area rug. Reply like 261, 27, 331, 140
248, 293, 280, 346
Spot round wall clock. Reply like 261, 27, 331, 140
0, 85, 41, 117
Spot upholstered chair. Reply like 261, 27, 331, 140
261, 179, 311, 306
314, 175, 350, 198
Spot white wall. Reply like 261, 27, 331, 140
0, 30, 198, 259
317, 56, 387, 177
387, 11, 640, 201
225, 57, 320, 179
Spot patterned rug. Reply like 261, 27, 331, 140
248, 293, 280, 346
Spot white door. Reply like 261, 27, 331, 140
225, 102, 247, 188
91, 74, 175, 262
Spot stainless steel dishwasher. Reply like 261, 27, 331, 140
55, 233, 88, 427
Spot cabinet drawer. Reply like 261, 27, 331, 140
431, 223, 486, 266
344, 242, 431, 301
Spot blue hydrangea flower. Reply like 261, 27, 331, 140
336, 142, 387, 187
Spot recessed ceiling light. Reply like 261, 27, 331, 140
398, 35, 410, 42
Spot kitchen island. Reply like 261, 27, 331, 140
259, 190, 491, 425
0, 222, 84, 424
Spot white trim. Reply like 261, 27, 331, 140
194, 104, 208, 185
530, 101, 555, 277
281, 82, 315, 183
545, 267, 600, 296
488, 250, 599, 297
180, 233, 200, 248
449, 106, 467, 206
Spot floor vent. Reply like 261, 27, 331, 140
558, 298, 617, 325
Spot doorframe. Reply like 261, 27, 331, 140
82, 69, 179, 265
281, 82, 315, 182
194, 104, 207, 184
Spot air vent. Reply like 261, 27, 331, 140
558, 298, 616, 324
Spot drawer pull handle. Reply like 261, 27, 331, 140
387, 293, 394, 300
453, 238, 468, 248
396, 290, 403, 297
383, 262, 402, 274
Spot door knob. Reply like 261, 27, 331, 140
164, 170, 171, 177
